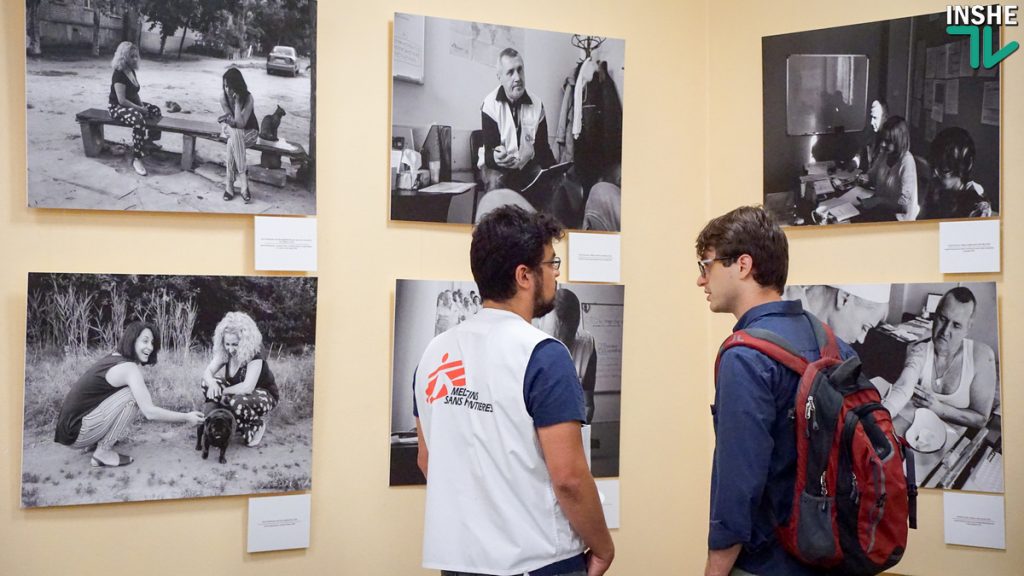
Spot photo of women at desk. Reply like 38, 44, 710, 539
786, 282, 1002, 493
391, 14, 624, 230
389, 279, 624, 486
762, 11, 1000, 227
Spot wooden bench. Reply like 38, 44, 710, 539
75, 108, 310, 180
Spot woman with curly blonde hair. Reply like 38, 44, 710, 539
108, 41, 162, 176
201, 312, 279, 446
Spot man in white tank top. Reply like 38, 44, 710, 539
883, 287, 997, 432
414, 205, 614, 576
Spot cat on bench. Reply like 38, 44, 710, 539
259, 105, 286, 169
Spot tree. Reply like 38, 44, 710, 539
26, 0, 42, 56
91, 4, 102, 56
142, 0, 194, 57
121, 0, 143, 45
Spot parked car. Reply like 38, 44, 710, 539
267, 46, 300, 76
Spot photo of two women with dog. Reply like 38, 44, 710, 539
20, 272, 317, 508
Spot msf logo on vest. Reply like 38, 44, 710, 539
425, 353, 467, 405
947, 5, 1020, 68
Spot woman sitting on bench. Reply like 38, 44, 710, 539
108, 41, 162, 177
218, 68, 259, 203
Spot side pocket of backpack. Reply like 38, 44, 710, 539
797, 490, 837, 562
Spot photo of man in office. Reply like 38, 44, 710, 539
786, 282, 1002, 493
883, 287, 997, 432
391, 14, 624, 230
761, 12, 1000, 226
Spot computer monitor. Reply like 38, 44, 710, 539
924, 293, 943, 318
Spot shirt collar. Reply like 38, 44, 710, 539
733, 299, 804, 332
496, 86, 533, 106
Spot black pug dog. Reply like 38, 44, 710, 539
195, 401, 236, 464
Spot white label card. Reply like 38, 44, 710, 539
255, 216, 317, 272
248, 494, 312, 553
944, 492, 1005, 549
939, 220, 1000, 273
596, 479, 620, 530
568, 233, 621, 283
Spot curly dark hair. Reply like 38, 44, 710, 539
471, 205, 564, 301
695, 205, 788, 293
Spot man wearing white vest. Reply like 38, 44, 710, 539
480, 48, 558, 194
414, 205, 614, 576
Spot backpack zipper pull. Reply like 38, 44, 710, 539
851, 473, 860, 504
820, 472, 829, 510
805, 396, 818, 437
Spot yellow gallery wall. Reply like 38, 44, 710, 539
708, 1, 1021, 574
0, 1, 1016, 576
0, 0, 709, 574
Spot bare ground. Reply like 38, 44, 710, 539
26, 54, 315, 215
20, 417, 312, 508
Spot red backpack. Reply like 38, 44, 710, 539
716, 313, 917, 576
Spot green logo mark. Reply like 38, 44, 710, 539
947, 25, 1020, 68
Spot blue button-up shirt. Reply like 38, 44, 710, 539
709, 300, 855, 576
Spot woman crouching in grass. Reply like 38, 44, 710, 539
201, 312, 279, 447
54, 321, 205, 467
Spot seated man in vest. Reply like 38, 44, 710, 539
480, 49, 583, 223
480, 48, 557, 193
883, 287, 997, 433
414, 205, 614, 576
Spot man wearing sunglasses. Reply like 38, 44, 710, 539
696, 206, 855, 576
414, 205, 613, 576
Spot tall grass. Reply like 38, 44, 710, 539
48, 280, 94, 356
92, 282, 127, 351
134, 289, 197, 356
29, 280, 198, 360
23, 345, 316, 430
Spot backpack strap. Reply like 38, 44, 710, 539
714, 312, 841, 382
716, 329, 809, 383
901, 438, 919, 530
803, 311, 841, 361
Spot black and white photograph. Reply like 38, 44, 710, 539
26, 0, 317, 215
20, 272, 317, 508
390, 279, 624, 486
784, 282, 1002, 492
390, 13, 624, 230
763, 12, 1000, 226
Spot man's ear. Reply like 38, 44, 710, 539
735, 254, 754, 279
835, 289, 850, 309
514, 263, 534, 292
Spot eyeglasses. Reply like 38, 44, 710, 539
697, 256, 733, 278
539, 256, 562, 271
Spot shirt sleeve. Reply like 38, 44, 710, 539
581, 347, 597, 393
708, 347, 779, 550
532, 112, 557, 169
897, 153, 918, 214
111, 70, 128, 92
524, 339, 586, 427
482, 110, 502, 170
411, 368, 419, 418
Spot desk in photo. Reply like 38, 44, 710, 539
390, 181, 477, 223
